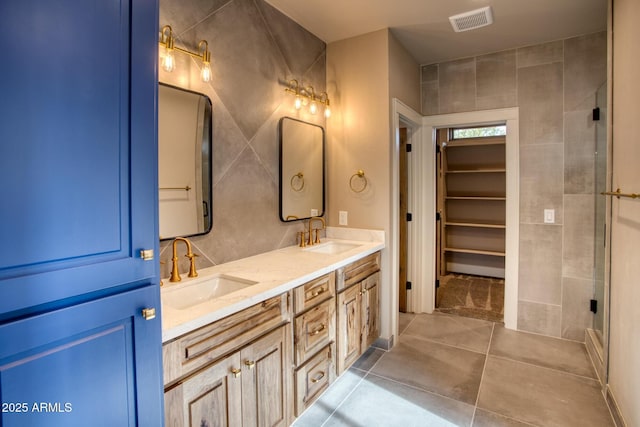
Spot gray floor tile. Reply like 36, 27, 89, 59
323, 373, 475, 427
477, 356, 614, 427
351, 346, 385, 372
489, 325, 596, 378
371, 336, 485, 405
399, 311, 416, 334
403, 313, 494, 354
293, 368, 366, 426
473, 409, 535, 427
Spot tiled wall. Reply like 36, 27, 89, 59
158, 0, 326, 276
421, 32, 607, 340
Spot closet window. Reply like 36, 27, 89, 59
452, 125, 506, 139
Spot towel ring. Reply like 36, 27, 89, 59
290, 172, 305, 192
349, 170, 367, 193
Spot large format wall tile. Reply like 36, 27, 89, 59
517, 40, 563, 69
564, 110, 596, 194
182, 0, 288, 141
255, 0, 326, 79
158, 0, 326, 273
160, 0, 232, 33
517, 62, 563, 145
476, 50, 517, 110
518, 300, 562, 337
519, 144, 564, 224
563, 194, 595, 280
518, 224, 562, 305
564, 32, 607, 112
562, 277, 594, 342
439, 58, 476, 114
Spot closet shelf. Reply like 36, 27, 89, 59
444, 247, 506, 257
446, 168, 506, 174
445, 137, 506, 148
446, 196, 506, 201
445, 221, 506, 229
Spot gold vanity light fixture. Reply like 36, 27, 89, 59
285, 80, 331, 118
159, 25, 212, 83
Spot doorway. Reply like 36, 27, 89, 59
434, 125, 507, 323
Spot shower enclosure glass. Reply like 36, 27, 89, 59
593, 82, 608, 342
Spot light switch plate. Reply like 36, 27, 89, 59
544, 209, 555, 224
339, 211, 348, 226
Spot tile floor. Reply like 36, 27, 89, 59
293, 312, 614, 427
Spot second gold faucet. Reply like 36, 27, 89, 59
308, 216, 325, 245
170, 237, 198, 282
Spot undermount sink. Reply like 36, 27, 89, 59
162, 274, 258, 310
304, 241, 361, 255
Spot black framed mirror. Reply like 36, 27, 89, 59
158, 83, 212, 239
279, 117, 325, 222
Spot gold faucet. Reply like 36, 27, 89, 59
308, 216, 326, 245
170, 237, 198, 282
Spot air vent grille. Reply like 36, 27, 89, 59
449, 6, 494, 32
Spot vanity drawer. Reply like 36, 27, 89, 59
337, 252, 381, 291
293, 272, 335, 314
294, 298, 335, 365
163, 293, 290, 386
294, 344, 335, 416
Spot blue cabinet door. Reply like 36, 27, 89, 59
0, 0, 159, 315
0, 285, 164, 426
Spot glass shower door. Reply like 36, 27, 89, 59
593, 82, 607, 341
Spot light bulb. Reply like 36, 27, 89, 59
309, 100, 318, 115
162, 50, 175, 72
201, 62, 211, 82
324, 106, 331, 118
294, 95, 302, 110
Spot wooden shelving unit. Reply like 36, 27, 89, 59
439, 134, 506, 278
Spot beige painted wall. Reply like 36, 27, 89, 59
608, 0, 640, 424
327, 29, 419, 342
389, 32, 421, 113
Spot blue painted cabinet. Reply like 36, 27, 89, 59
0, 0, 163, 425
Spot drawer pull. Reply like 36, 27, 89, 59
308, 324, 326, 336
244, 360, 256, 369
309, 288, 326, 299
310, 371, 325, 383
231, 368, 242, 378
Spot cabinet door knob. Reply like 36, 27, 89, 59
231, 368, 242, 378
310, 288, 326, 298
244, 360, 256, 369
140, 249, 154, 261
141, 307, 156, 320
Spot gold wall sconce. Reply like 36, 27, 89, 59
159, 25, 212, 83
285, 80, 331, 118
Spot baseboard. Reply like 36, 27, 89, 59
585, 328, 606, 386
605, 386, 627, 427
373, 335, 394, 351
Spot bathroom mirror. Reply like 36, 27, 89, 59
158, 83, 212, 239
279, 117, 325, 221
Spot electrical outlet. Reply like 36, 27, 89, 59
544, 209, 555, 224
310, 208, 319, 216
339, 211, 348, 226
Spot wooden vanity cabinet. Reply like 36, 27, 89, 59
336, 253, 381, 374
163, 295, 293, 427
292, 273, 337, 416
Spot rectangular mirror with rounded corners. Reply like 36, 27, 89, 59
279, 117, 325, 222
158, 83, 212, 239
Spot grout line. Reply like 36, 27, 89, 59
476, 408, 539, 427
471, 322, 494, 425
487, 353, 601, 382
318, 371, 368, 427
363, 370, 476, 411
400, 331, 491, 356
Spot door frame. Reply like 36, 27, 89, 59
406, 106, 520, 330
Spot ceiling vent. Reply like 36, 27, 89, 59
449, 6, 494, 32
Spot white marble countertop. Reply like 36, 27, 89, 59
161, 228, 385, 343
